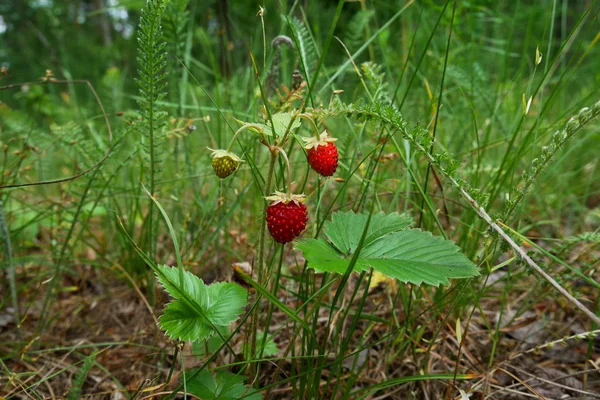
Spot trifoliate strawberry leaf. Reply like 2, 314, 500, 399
159, 300, 214, 342
294, 239, 350, 272
324, 211, 413, 254
270, 112, 301, 138
185, 370, 262, 400
295, 212, 478, 286
249, 112, 301, 137
204, 282, 249, 325
156, 265, 247, 341
156, 264, 204, 300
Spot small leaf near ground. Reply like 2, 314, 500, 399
191, 326, 230, 357
243, 330, 278, 359
156, 265, 247, 341
295, 211, 478, 286
185, 369, 262, 400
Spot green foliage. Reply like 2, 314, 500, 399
246, 112, 302, 138
361, 62, 390, 102
243, 331, 278, 360
135, 0, 168, 190
505, 100, 600, 220
185, 370, 262, 400
266, 35, 295, 97
164, 0, 189, 60
156, 265, 248, 341
344, 10, 375, 52
191, 326, 230, 357
296, 211, 479, 286
164, 0, 190, 107
288, 16, 317, 81
3, 1, 600, 398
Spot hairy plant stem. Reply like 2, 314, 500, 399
226, 124, 267, 152
299, 113, 321, 140
0, 200, 21, 340
276, 147, 293, 198
257, 146, 279, 285
249, 146, 279, 380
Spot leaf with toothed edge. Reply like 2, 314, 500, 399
156, 265, 247, 341
295, 211, 478, 287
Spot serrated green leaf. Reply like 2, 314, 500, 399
156, 264, 202, 300
159, 300, 214, 341
243, 112, 301, 138
186, 370, 262, 400
270, 112, 301, 137
294, 239, 350, 273
156, 265, 248, 341
325, 211, 413, 255
205, 282, 249, 326
296, 212, 478, 287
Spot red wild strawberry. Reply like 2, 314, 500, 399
265, 192, 308, 244
302, 131, 338, 177
208, 148, 243, 179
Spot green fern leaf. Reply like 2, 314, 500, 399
344, 10, 375, 52
185, 370, 262, 400
136, 0, 168, 192
289, 16, 317, 81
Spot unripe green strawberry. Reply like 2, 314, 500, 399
265, 192, 308, 244
302, 131, 338, 177
208, 148, 243, 179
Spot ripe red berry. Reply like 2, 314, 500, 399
265, 192, 308, 244
302, 131, 338, 177
307, 142, 338, 177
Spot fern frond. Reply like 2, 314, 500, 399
164, 0, 189, 60
289, 16, 317, 82
164, 0, 190, 108
446, 63, 492, 110
344, 10, 374, 52
361, 62, 390, 102
66, 351, 98, 400
136, 0, 168, 195
135, 0, 168, 262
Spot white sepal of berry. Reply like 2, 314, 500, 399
207, 148, 244, 163
265, 191, 307, 205
301, 130, 337, 150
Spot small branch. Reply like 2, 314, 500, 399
348, 101, 600, 325
458, 186, 600, 325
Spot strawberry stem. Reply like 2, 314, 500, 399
276, 146, 293, 198
299, 113, 321, 140
226, 124, 266, 152
249, 146, 278, 379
